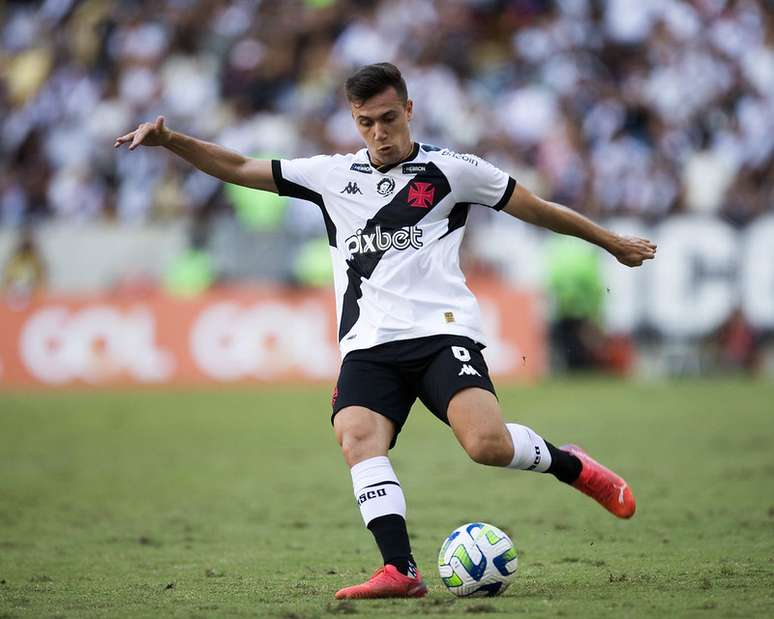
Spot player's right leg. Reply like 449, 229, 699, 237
332, 406, 427, 599
330, 347, 428, 598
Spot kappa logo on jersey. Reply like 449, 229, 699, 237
345, 225, 423, 255
340, 181, 363, 195
407, 181, 436, 208
350, 162, 372, 174
402, 163, 427, 174
376, 177, 395, 196
458, 364, 481, 377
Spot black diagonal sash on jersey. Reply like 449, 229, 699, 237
338, 163, 452, 342
271, 160, 337, 247
440, 202, 470, 239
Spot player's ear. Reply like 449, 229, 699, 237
405, 99, 413, 121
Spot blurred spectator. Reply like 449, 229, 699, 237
545, 236, 606, 371
545, 235, 637, 374
162, 207, 215, 297
293, 237, 334, 288
0, 0, 770, 231
1, 227, 47, 303
712, 307, 760, 373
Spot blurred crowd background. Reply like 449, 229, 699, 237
2, 0, 772, 226
1, 0, 773, 377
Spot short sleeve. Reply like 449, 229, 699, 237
271, 156, 331, 207
453, 155, 517, 211
271, 155, 339, 247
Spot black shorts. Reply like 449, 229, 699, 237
331, 334, 497, 448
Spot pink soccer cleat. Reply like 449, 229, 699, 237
561, 444, 636, 519
334, 564, 428, 599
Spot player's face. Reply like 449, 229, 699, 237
351, 87, 414, 167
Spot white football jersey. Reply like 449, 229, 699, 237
271, 143, 516, 357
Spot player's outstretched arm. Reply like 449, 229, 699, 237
114, 116, 277, 193
502, 184, 656, 267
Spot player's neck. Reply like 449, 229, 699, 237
395, 140, 415, 162
369, 139, 415, 169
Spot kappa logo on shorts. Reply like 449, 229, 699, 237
452, 346, 481, 377
458, 364, 481, 377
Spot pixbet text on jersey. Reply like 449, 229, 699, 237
345, 225, 423, 255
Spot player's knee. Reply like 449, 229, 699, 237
339, 433, 373, 464
462, 431, 512, 466
335, 419, 384, 465
333, 407, 394, 466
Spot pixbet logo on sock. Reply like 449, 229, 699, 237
345, 225, 423, 255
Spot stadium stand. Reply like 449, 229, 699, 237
1, 0, 770, 228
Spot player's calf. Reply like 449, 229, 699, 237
504, 423, 582, 482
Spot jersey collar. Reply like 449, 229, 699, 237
367, 142, 420, 173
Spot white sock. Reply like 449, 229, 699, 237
350, 456, 406, 526
506, 423, 552, 472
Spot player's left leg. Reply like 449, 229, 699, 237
447, 387, 582, 481
447, 387, 635, 518
417, 339, 635, 518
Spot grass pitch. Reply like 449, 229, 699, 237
1, 379, 773, 618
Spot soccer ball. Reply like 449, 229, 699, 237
437, 522, 518, 597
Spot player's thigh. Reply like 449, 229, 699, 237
416, 338, 497, 425
417, 340, 512, 463
446, 387, 507, 444
331, 358, 415, 453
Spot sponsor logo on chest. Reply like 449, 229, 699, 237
402, 163, 427, 174
345, 225, 423, 255
350, 162, 372, 174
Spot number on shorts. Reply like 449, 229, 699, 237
451, 346, 471, 362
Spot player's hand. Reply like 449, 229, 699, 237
114, 116, 172, 150
609, 235, 657, 267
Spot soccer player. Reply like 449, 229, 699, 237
115, 63, 656, 599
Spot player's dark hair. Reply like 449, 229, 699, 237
345, 62, 408, 105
